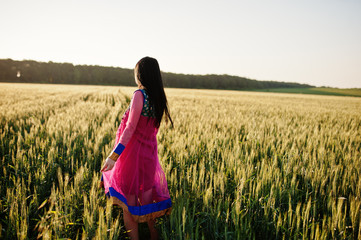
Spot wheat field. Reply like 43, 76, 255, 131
0, 83, 360, 239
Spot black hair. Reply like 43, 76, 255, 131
135, 57, 173, 128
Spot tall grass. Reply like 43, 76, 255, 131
0, 83, 360, 239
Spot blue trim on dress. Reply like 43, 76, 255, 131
108, 187, 172, 216
114, 143, 125, 155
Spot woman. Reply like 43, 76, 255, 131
100, 57, 173, 240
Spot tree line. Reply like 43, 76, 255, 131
0, 59, 313, 89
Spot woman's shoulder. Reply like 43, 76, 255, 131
134, 89, 149, 99
131, 89, 146, 108
133, 88, 146, 95
133, 89, 145, 98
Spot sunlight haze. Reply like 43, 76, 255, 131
0, 0, 360, 88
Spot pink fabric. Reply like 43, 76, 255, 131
118, 90, 143, 147
102, 90, 171, 211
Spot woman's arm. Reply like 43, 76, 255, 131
118, 90, 144, 146
101, 90, 144, 171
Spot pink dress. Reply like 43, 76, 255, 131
100, 89, 172, 222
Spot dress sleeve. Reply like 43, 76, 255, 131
118, 90, 144, 146
107, 90, 143, 161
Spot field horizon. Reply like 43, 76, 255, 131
249, 87, 361, 98
1, 82, 361, 98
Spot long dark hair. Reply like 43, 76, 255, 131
135, 57, 173, 128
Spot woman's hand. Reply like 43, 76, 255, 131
100, 157, 116, 172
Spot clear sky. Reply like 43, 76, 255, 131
1, 0, 360, 88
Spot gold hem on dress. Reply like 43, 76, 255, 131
99, 180, 172, 223
110, 196, 172, 223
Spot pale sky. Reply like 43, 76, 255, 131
1, 0, 360, 88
